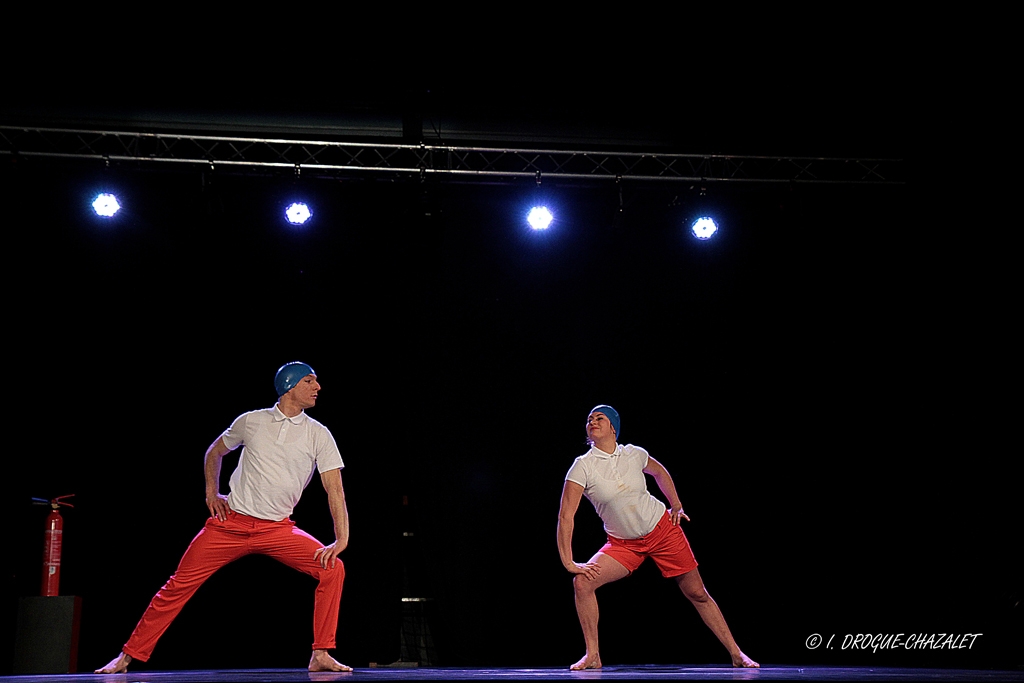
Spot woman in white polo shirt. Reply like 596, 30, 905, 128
557, 404, 758, 670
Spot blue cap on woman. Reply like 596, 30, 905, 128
590, 404, 620, 438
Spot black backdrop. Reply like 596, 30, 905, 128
0, 152, 1019, 673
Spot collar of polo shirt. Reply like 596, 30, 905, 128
273, 404, 306, 424
589, 443, 621, 459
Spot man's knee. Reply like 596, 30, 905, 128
319, 561, 345, 585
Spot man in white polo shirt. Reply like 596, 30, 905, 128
96, 361, 351, 673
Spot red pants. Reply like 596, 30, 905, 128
600, 511, 698, 578
123, 512, 344, 661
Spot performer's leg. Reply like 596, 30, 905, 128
674, 568, 759, 668
255, 520, 351, 672
571, 552, 631, 670
121, 517, 248, 663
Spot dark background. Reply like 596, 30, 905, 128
1, 40, 1019, 674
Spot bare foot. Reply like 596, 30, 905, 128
95, 652, 132, 674
570, 653, 602, 670
308, 649, 353, 672
731, 651, 760, 668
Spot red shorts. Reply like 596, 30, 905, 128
599, 511, 698, 578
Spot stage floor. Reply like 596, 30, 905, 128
3, 666, 1023, 682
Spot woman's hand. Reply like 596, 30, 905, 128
567, 561, 602, 580
669, 505, 690, 526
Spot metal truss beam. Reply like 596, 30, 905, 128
0, 126, 903, 186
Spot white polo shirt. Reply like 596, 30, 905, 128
221, 404, 344, 521
565, 443, 666, 540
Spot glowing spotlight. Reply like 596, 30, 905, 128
527, 206, 553, 230
92, 193, 121, 218
285, 202, 312, 225
691, 216, 718, 240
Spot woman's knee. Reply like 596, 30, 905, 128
675, 575, 709, 602
573, 574, 599, 596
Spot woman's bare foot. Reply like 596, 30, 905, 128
570, 653, 602, 670
308, 649, 353, 672
95, 652, 132, 674
731, 651, 760, 668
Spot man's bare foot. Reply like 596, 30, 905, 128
570, 653, 602, 670
731, 651, 760, 668
309, 649, 353, 672
95, 652, 132, 674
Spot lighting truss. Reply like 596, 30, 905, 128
0, 126, 903, 186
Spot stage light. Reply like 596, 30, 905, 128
691, 216, 718, 240
527, 206, 553, 230
285, 202, 312, 225
92, 193, 121, 218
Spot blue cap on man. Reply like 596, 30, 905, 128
590, 404, 620, 438
275, 361, 316, 397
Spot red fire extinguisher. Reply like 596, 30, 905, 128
33, 494, 75, 597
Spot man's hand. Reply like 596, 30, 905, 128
314, 541, 346, 569
206, 492, 230, 521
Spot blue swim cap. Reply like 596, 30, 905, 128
590, 404, 620, 438
275, 361, 315, 397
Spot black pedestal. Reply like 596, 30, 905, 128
13, 596, 82, 674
